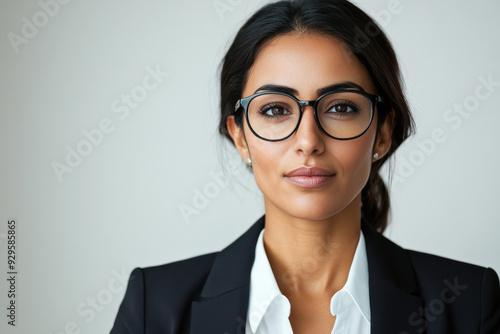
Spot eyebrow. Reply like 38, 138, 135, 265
254, 81, 366, 98
254, 84, 299, 96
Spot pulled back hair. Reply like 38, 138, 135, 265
218, 0, 414, 232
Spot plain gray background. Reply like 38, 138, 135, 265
1, 0, 499, 332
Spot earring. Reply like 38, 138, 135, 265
373, 153, 379, 160
246, 158, 252, 165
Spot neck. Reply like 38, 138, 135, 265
262, 196, 362, 297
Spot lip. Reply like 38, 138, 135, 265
285, 167, 336, 188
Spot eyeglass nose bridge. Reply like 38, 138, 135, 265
292, 99, 329, 139
297, 100, 314, 108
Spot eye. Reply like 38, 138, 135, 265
259, 103, 292, 117
328, 103, 357, 114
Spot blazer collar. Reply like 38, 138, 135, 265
190, 216, 425, 334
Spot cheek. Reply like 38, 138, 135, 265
333, 132, 376, 185
247, 136, 287, 181
242, 124, 290, 192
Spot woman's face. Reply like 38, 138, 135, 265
228, 33, 392, 222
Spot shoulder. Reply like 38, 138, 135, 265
110, 252, 219, 334
402, 246, 500, 332
141, 252, 218, 288
406, 248, 493, 278
136, 251, 220, 308
363, 222, 498, 288
362, 223, 500, 331
409, 250, 500, 332
111, 217, 265, 333
405, 248, 500, 302
374, 226, 500, 302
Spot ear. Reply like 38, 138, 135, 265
227, 115, 250, 161
373, 110, 394, 159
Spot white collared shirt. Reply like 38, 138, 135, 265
245, 229, 370, 334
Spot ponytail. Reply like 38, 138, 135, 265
362, 166, 390, 232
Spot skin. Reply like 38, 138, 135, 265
227, 32, 393, 333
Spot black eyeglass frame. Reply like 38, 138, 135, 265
234, 89, 384, 142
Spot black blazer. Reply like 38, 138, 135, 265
110, 216, 500, 333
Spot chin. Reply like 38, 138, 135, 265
274, 192, 362, 222
284, 205, 351, 222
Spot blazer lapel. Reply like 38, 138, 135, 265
362, 222, 426, 334
189, 216, 265, 334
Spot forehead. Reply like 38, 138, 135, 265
243, 33, 375, 98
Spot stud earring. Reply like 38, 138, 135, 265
246, 158, 252, 165
373, 153, 379, 160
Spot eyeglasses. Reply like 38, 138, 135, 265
234, 90, 383, 141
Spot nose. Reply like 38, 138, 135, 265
292, 105, 325, 156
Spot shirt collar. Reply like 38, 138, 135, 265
247, 228, 370, 332
247, 229, 287, 332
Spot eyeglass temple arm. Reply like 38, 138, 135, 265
234, 100, 241, 111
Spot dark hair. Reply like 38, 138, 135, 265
218, 0, 414, 232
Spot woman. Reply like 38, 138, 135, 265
111, 0, 500, 333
